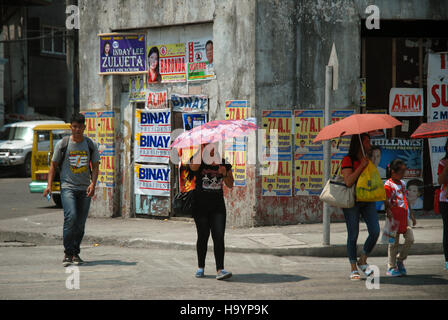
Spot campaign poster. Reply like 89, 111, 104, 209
262, 111, 293, 157
262, 160, 293, 197
376, 178, 424, 211
183, 113, 207, 131
135, 133, 171, 163
294, 153, 323, 196
145, 89, 168, 109
428, 52, 448, 184
389, 88, 424, 117
224, 100, 250, 187
294, 110, 323, 154
135, 109, 171, 134
171, 94, 208, 113
147, 43, 186, 83
129, 75, 146, 102
96, 111, 114, 152
81, 112, 98, 142
187, 38, 215, 81
370, 138, 423, 179
134, 164, 170, 197
99, 34, 146, 73
331, 110, 355, 153
98, 151, 115, 188
330, 153, 345, 177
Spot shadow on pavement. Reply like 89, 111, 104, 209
229, 273, 308, 284
82, 260, 138, 266
379, 274, 448, 286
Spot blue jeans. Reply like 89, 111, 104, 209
342, 202, 380, 264
61, 189, 91, 256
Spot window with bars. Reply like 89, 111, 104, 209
41, 25, 65, 55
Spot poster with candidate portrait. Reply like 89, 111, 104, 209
187, 38, 216, 81
99, 34, 146, 74
183, 113, 207, 131
129, 75, 146, 102
294, 110, 323, 154
376, 178, 424, 211
147, 43, 186, 83
331, 110, 355, 153
370, 138, 423, 179
294, 153, 323, 196
261, 160, 293, 197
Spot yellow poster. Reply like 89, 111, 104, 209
294, 110, 323, 154
294, 154, 323, 196
261, 111, 292, 156
147, 43, 186, 83
262, 160, 292, 197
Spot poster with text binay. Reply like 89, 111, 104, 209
147, 43, 186, 83
134, 164, 170, 197
100, 34, 146, 73
294, 110, 323, 154
171, 94, 208, 113
135, 109, 171, 164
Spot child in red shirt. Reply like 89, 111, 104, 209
384, 159, 417, 277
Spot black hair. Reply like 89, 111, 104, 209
386, 159, 406, 179
103, 41, 111, 55
148, 46, 161, 80
370, 145, 381, 152
70, 113, 85, 125
406, 179, 423, 194
206, 40, 213, 47
347, 133, 370, 161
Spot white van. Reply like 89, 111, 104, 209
0, 120, 64, 177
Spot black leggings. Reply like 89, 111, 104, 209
440, 202, 448, 262
194, 206, 227, 271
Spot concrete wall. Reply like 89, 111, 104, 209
79, 0, 257, 225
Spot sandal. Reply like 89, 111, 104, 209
357, 263, 374, 277
350, 270, 361, 281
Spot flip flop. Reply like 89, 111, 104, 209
358, 263, 374, 277
350, 270, 361, 281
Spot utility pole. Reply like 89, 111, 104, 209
323, 43, 338, 245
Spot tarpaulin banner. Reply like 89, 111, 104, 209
370, 138, 423, 179
389, 88, 424, 117
428, 52, 448, 184
129, 75, 147, 102
262, 160, 293, 197
147, 43, 186, 83
171, 94, 208, 112
134, 164, 170, 197
187, 38, 216, 81
135, 109, 171, 134
145, 89, 168, 109
100, 34, 146, 73
294, 110, 323, 154
294, 153, 323, 196
135, 133, 171, 163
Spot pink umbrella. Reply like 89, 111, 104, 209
171, 119, 258, 149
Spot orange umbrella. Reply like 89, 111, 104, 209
313, 114, 402, 143
411, 119, 448, 139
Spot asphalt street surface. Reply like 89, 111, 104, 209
0, 244, 447, 300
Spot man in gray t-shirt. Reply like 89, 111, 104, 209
44, 113, 100, 267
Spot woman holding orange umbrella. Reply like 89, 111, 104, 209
314, 113, 402, 280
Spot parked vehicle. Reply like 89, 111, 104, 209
0, 120, 64, 177
28, 123, 71, 207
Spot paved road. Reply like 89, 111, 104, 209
0, 175, 59, 220
1, 244, 447, 300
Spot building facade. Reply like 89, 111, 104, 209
79, 0, 448, 227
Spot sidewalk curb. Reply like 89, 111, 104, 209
0, 229, 443, 257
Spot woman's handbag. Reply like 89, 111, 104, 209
319, 165, 355, 208
172, 190, 196, 215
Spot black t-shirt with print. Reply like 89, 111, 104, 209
190, 158, 232, 207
